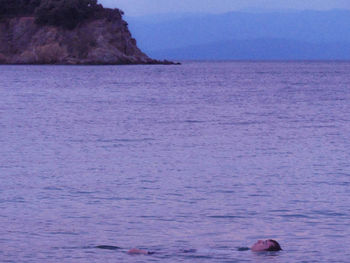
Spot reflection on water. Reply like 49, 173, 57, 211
0, 62, 350, 262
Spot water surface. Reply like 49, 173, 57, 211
1, 61, 350, 262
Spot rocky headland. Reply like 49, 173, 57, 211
0, 1, 173, 65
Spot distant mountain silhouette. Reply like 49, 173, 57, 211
147, 38, 350, 60
126, 10, 350, 60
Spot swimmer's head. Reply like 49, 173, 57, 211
251, 239, 282, 252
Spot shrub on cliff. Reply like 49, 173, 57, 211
0, 0, 124, 30
0, 0, 41, 17
35, 0, 103, 29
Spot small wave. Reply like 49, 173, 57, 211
97, 138, 155, 143
311, 210, 347, 217
184, 120, 206, 123
43, 186, 63, 191
280, 214, 311, 219
208, 215, 243, 219
219, 121, 265, 126
237, 247, 250, 251
49, 231, 79, 236
96, 245, 121, 250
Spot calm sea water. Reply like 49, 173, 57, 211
0, 61, 350, 262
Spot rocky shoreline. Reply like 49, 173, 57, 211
0, 15, 175, 65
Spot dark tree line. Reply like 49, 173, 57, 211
0, 0, 41, 16
0, 0, 123, 29
35, 0, 103, 29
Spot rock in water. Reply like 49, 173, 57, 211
0, 10, 169, 65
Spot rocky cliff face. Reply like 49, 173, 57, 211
0, 15, 162, 64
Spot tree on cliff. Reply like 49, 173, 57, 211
35, 0, 103, 29
0, 0, 123, 30
0, 0, 41, 16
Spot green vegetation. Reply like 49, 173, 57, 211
0, 0, 123, 29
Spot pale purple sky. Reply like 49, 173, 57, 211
100, 0, 350, 16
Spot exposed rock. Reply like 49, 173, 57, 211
0, 15, 173, 65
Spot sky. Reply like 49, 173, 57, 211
100, 0, 350, 16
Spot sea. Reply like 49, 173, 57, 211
0, 61, 349, 262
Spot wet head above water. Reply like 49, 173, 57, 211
251, 239, 282, 252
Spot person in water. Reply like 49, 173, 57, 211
98, 239, 282, 255
251, 239, 282, 252
96, 245, 154, 255
128, 240, 283, 254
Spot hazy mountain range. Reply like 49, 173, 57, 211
126, 10, 350, 60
